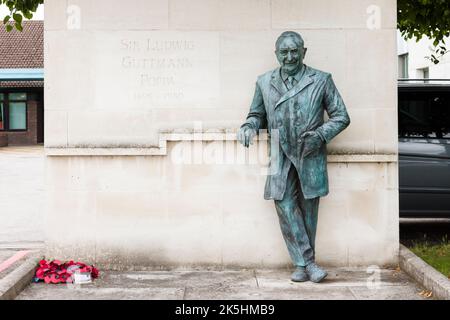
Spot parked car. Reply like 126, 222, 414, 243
398, 80, 450, 218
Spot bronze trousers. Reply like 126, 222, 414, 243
274, 162, 320, 267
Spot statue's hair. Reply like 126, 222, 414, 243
275, 31, 304, 50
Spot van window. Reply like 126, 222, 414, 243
399, 91, 450, 139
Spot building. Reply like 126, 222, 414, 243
44, 0, 398, 269
398, 32, 450, 79
0, 21, 44, 146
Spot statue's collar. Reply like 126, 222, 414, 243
271, 65, 316, 109
280, 65, 305, 83
271, 65, 315, 95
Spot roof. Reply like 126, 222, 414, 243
0, 21, 43, 88
0, 21, 43, 68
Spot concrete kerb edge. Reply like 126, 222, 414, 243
0, 252, 42, 300
399, 244, 450, 300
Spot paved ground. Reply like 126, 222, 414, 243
16, 268, 430, 300
0, 145, 45, 250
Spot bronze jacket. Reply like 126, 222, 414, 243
242, 65, 350, 200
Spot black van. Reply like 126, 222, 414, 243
398, 81, 450, 218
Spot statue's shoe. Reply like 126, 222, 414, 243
291, 267, 308, 282
306, 263, 328, 283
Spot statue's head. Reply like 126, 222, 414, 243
275, 31, 307, 76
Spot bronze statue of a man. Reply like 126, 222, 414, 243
237, 31, 350, 283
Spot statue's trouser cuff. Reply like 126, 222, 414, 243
274, 163, 319, 267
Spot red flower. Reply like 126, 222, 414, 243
34, 259, 99, 284
91, 267, 99, 279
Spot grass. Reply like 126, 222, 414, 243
409, 237, 450, 279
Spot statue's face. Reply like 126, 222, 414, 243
276, 37, 306, 76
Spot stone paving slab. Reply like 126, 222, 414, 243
0, 250, 38, 283
16, 268, 430, 300
0, 252, 42, 300
0, 250, 23, 281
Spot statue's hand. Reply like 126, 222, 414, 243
237, 126, 257, 148
301, 131, 323, 157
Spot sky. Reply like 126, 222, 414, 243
0, 4, 44, 21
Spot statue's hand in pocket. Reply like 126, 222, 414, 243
301, 131, 323, 158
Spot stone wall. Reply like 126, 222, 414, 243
44, 0, 399, 268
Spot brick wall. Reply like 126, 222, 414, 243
0, 132, 7, 146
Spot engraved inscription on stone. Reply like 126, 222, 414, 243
94, 32, 220, 109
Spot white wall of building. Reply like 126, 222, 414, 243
398, 31, 450, 79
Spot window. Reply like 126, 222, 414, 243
8, 93, 27, 130
0, 92, 27, 131
0, 94, 4, 130
9, 102, 27, 130
398, 53, 409, 79
423, 67, 430, 79
399, 90, 450, 139
416, 67, 430, 83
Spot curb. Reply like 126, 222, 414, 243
399, 244, 450, 300
0, 253, 41, 300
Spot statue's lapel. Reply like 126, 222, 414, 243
270, 68, 287, 97
274, 66, 315, 110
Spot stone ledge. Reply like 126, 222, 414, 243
45, 147, 168, 156
45, 131, 398, 162
0, 252, 42, 300
45, 148, 397, 163
399, 244, 450, 300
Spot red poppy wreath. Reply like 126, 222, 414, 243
34, 259, 99, 284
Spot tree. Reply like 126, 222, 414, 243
398, 0, 450, 64
1, 0, 43, 31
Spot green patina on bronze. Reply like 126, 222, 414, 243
237, 31, 350, 283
